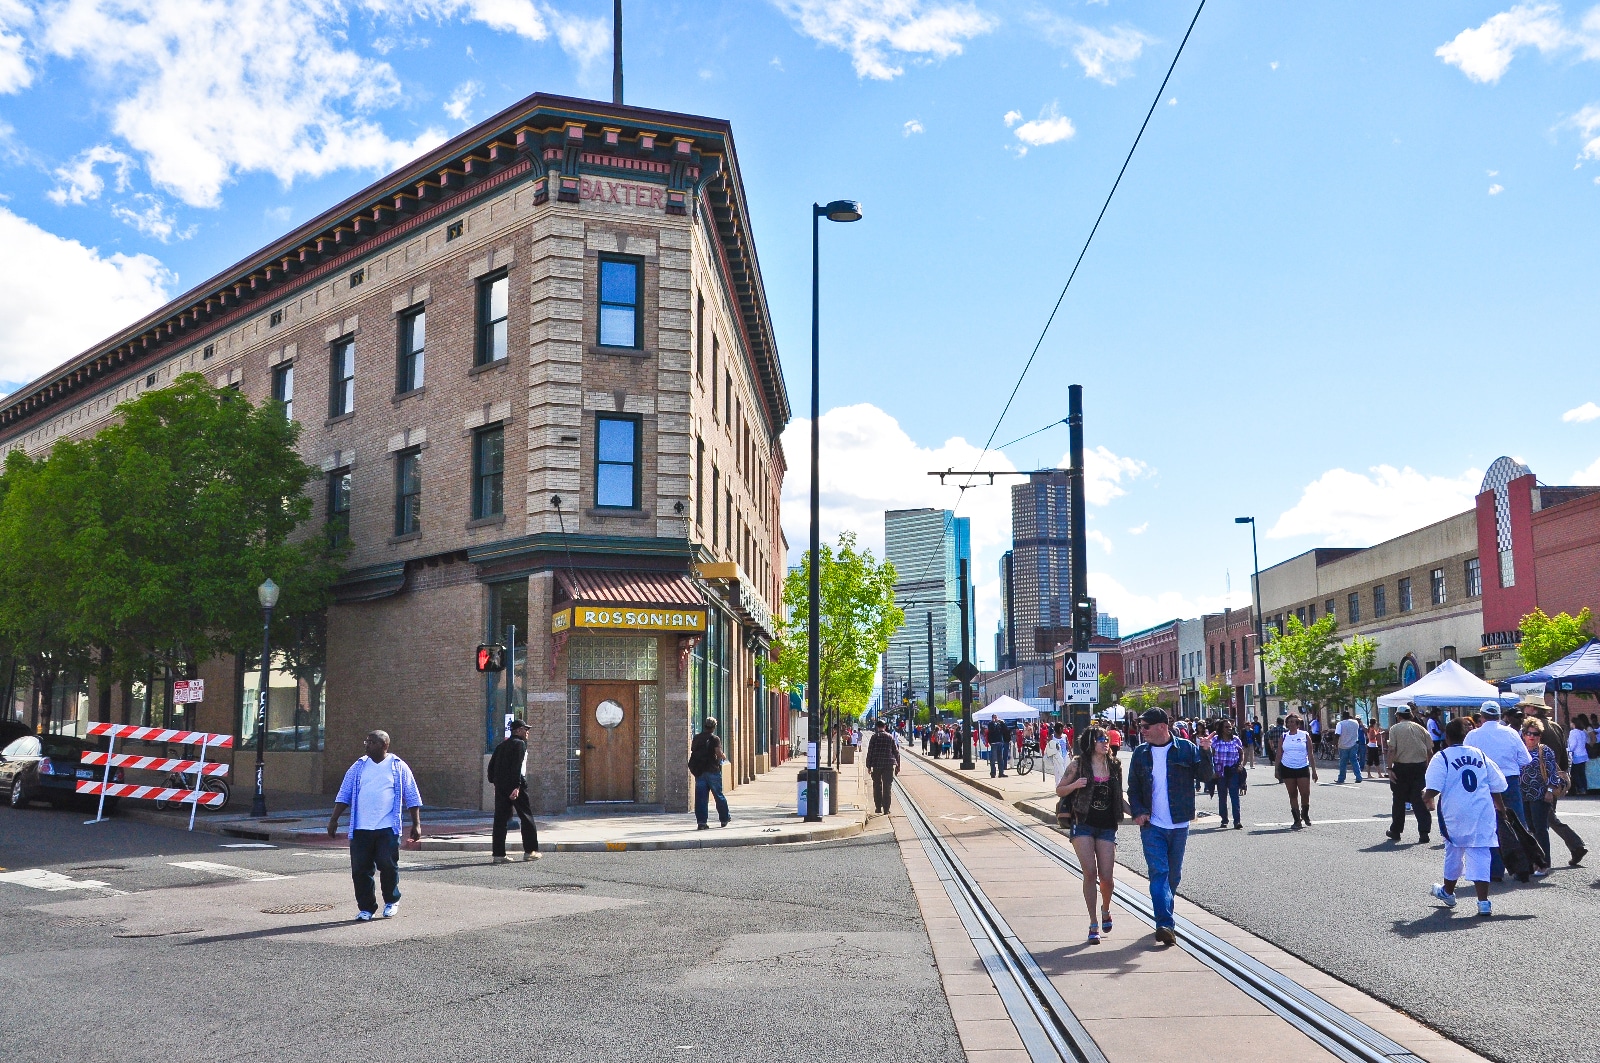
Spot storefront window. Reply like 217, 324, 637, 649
488, 580, 529, 735
240, 654, 325, 751
754, 657, 769, 756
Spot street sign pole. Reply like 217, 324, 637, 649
1067, 385, 1092, 737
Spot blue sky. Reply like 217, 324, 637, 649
2, 2, 1598, 663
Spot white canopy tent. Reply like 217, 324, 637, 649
971, 696, 1040, 722
1375, 659, 1519, 709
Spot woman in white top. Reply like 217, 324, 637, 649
1569, 713, 1592, 796
1273, 713, 1318, 829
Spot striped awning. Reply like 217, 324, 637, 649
553, 569, 704, 609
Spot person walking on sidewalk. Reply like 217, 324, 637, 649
1273, 714, 1318, 828
1519, 720, 1559, 877
1527, 701, 1589, 865
1127, 708, 1214, 946
987, 716, 1011, 778
1385, 708, 1433, 843
1567, 712, 1591, 797
1334, 711, 1364, 784
688, 717, 730, 830
1366, 718, 1384, 778
488, 719, 540, 863
866, 719, 901, 815
1210, 719, 1246, 830
1426, 716, 1509, 917
1465, 701, 1530, 880
327, 730, 423, 922
1056, 726, 1126, 943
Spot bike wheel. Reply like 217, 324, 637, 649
200, 777, 230, 812
1017, 752, 1036, 776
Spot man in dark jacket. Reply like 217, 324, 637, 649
865, 719, 901, 814
488, 719, 540, 863
987, 717, 1011, 777
1126, 708, 1214, 945
688, 717, 729, 830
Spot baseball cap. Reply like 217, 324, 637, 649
1139, 708, 1169, 726
1480, 700, 1502, 717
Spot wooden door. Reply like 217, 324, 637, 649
581, 683, 637, 803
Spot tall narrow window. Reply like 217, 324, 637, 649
725, 372, 733, 430
271, 362, 294, 421
1431, 568, 1446, 605
695, 437, 705, 526
695, 292, 705, 379
595, 416, 639, 508
1348, 592, 1361, 624
1399, 577, 1413, 612
1373, 585, 1387, 617
598, 258, 641, 348
327, 467, 351, 545
328, 337, 355, 417
1465, 557, 1482, 598
711, 467, 719, 547
1325, 599, 1336, 622
394, 449, 421, 536
711, 336, 720, 421
725, 488, 733, 555
472, 424, 504, 519
476, 272, 509, 365
398, 305, 425, 393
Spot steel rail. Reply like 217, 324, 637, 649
896, 777, 1108, 1063
905, 756, 1428, 1063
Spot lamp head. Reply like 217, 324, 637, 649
257, 577, 280, 610
1234, 516, 1253, 525
819, 199, 862, 223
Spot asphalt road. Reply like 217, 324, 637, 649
1113, 765, 1600, 1063
0, 802, 961, 1062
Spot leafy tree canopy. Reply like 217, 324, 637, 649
1260, 613, 1342, 713
1518, 607, 1595, 673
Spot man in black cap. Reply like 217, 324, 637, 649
688, 717, 730, 830
865, 719, 901, 815
1126, 707, 1213, 946
488, 719, 540, 863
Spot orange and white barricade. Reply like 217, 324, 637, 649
77, 722, 233, 830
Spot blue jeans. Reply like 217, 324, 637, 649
1217, 768, 1243, 825
1336, 746, 1363, 783
695, 770, 729, 827
1490, 778, 1525, 878
990, 742, 1009, 776
1140, 824, 1189, 929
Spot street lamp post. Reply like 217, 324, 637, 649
806, 199, 862, 824
1235, 517, 1269, 743
252, 577, 279, 817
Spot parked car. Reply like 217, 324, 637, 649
0, 734, 122, 811
0, 720, 31, 749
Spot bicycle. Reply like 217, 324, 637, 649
1015, 738, 1038, 777
153, 766, 231, 812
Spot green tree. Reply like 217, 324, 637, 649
1097, 672, 1122, 707
1333, 633, 1388, 718
1119, 684, 1172, 716
1260, 613, 1341, 717
772, 532, 903, 747
1518, 607, 1595, 672
1200, 676, 1234, 713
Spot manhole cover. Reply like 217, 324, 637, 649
520, 884, 584, 893
69, 865, 128, 873
114, 927, 204, 938
260, 903, 335, 914
50, 917, 122, 930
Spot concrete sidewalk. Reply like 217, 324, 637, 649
121, 756, 869, 852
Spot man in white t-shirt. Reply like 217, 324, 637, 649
1333, 711, 1364, 784
1425, 717, 1508, 917
1464, 701, 1531, 880
328, 730, 424, 921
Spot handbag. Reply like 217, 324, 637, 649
1055, 759, 1080, 828
1541, 748, 1570, 801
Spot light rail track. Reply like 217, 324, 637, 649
905, 756, 1430, 1063
897, 776, 1107, 1063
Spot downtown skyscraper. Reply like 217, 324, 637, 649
884, 509, 974, 711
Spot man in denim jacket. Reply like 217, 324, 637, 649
1126, 708, 1214, 945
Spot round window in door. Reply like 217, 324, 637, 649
595, 700, 625, 729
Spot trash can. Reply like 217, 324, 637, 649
796, 768, 838, 817
839, 743, 856, 765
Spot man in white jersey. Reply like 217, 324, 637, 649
1425, 716, 1508, 917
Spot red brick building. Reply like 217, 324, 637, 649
1119, 620, 1181, 707
1202, 607, 1256, 728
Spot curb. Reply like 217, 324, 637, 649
118, 804, 868, 852
908, 750, 1065, 831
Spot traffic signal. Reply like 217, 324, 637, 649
1072, 599, 1095, 649
476, 644, 507, 672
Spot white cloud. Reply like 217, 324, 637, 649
1127, 522, 1149, 535
1575, 455, 1600, 483
1086, 529, 1113, 553
1489, 182, 1505, 194
46, 144, 133, 205
1089, 572, 1248, 636
0, 208, 175, 385
903, 118, 923, 136
1564, 401, 1600, 422
1036, 14, 1150, 84
1011, 103, 1075, 147
1078, 444, 1149, 505
774, 0, 997, 80
110, 192, 192, 242
0, 0, 31, 93
443, 79, 480, 123
1571, 103, 1600, 160
1002, 109, 1021, 127
1267, 465, 1483, 545
1436, 3, 1572, 83
543, 4, 610, 68
1269, 60, 1278, 70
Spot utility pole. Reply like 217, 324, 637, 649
1067, 384, 1091, 736
926, 610, 935, 724
955, 559, 977, 770
611, 0, 623, 105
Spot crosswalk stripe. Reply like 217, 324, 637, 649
168, 860, 288, 882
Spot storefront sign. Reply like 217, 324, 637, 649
552, 606, 707, 634
172, 679, 204, 704
579, 178, 664, 209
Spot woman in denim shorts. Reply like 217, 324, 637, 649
1055, 726, 1126, 943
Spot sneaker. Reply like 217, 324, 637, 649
720, 819, 731, 827
1476, 900, 1492, 917
1429, 884, 1457, 908
1233, 821, 1243, 830
381, 902, 399, 918
523, 850, 542, 861
697, 824, 710, 831
1532, 868, 1548, 878
1153, 926, 1177, 946
492, 855, 511, 864
357, 910, 374, 922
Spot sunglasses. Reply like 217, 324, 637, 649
1094, 736, 1110, 743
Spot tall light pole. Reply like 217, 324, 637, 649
252, 577, 279, 817
1235, 517, 1268, 741
806, 199, 862, 823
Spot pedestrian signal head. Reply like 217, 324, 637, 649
476, 644, 507, 672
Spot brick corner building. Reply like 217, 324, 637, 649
0, 93, 791, 813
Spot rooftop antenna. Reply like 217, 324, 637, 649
612, 0, 623, 105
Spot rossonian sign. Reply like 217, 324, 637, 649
552, 607, 707, 634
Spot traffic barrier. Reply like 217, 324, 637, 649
80, 723, 233, 829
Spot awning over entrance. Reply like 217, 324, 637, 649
694, 561, 775, 641
552, 569, 707, 634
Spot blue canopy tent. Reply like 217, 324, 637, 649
1502, 638, 1600, 693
